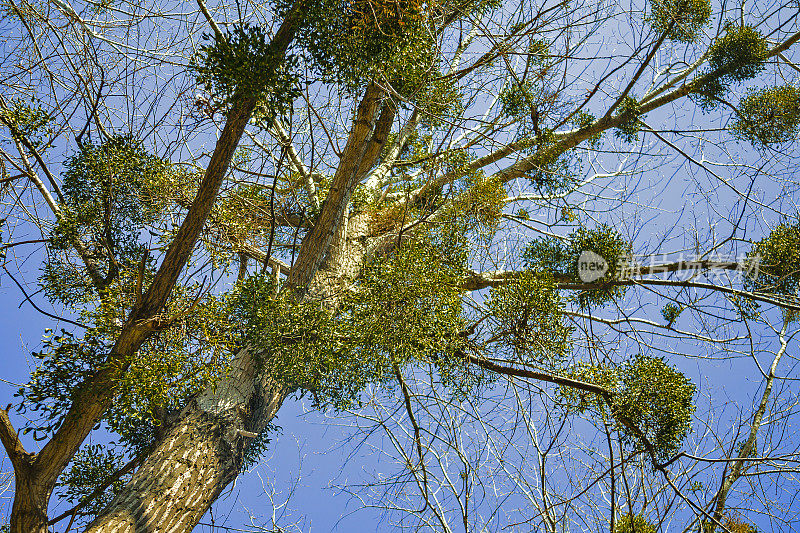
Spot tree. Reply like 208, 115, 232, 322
0, 0, 799, 531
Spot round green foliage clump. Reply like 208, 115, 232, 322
59, 136, 170, 238
612, 354, 696, 460
572, 111, 601, 147
289, 0, 431, 92
561, 355, 696, 461
487, 271, 572, 364
695, 24, 767, 109
44, 135, 173, 304
615, 513, 657, 533
192, 23, 300, 117
524, 224, 632, 307
559, 361, 619, 413
721, 516, 759, 533
614, 96, 643, 143
708, 25, 767, 82
436, 151, 508, 238
0, 98, 52, 148
733, 85, 800, 146
347, 240, 472, 392
648, 0, 711, 42
661, 302, 681, 326
451, 174, 507, 230
17, 289, 234, 448
747, 218, 800, 297
500, 81, 537, 118
16, 329, 107, 440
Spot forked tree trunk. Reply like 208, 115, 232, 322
79, 63, 385, 532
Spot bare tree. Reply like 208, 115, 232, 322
0, 0, 799, 531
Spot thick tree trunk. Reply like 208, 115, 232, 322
85, 213, 376, 533
85, 348, 290, 532
9, 467, 50, 533
84, 70, 389, 532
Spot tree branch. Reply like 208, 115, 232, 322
0, 405, 30, 473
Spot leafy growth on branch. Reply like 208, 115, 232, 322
500, 81, 536, 118
524, 224, 632, 307
56, 444, 130, 523
615, 513, 657, 533
487, 271, 572, 363
16, 330, 107, 440
648, 0, 711, 42
694, 24, 767, 109
614, 96, 643, 143
733, 85, 800, 145
661, 302, 681, 326
44, 135, 174, 304
562, 354, 696, 461
449, 174, 506, 230
192, 23, 300, 118
746, 218, 800, 298
17, 289, 233, 449
0, 98, 52, 148
572, 111, 601, 146
708, 25, 767, 81
231, 239, 474, 409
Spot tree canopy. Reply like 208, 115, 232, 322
0, 0, 800, 531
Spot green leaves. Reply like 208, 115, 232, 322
0, 98, 52, 149
291, 0, 433, 91
230, 240, 473, 409
524, 224, 632, 307
450, 174, 506, 230
17, 287, 234, 447
487, 271, 572, 363
56, 444, 130, 522
615, 513, 657, 533
614, 96, 643, 143
708, 25, 767, 82
733, 85, 800, 146
192, 23, 300, 118
648, 0, 711, 42
500, 81, 537, 119
747, 217, 800, 298
562, 354, 696, 461
44, 135, 173, 305
613, 354, 696, 460
693, 24, 768, 110
661, 302, 681, 326
289, 0, 493, 104
16, 329, 107, 440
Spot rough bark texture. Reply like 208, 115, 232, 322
85, 348, 289, 532
287, 83, 390, 292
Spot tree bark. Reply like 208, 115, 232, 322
85, 348, 290, 532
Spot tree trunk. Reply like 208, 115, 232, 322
85, 212, 376, 533
85, 348, 290, 532
84, 71, 389, 532
9, 466, 50, 533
